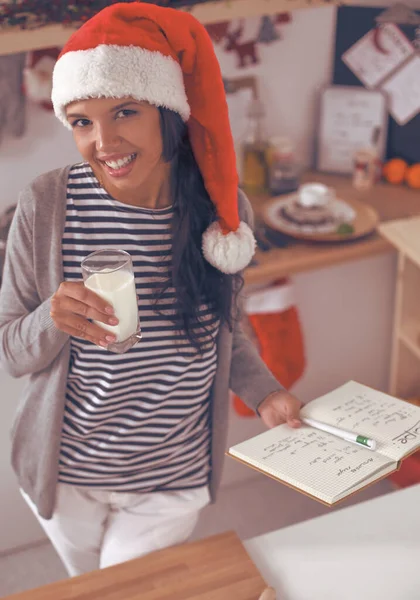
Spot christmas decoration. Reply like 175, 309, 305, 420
216, 13, 291, 69
23, 47, 60, 110
225, 22, 259, 68
205, 20, 230, 43
275, 12, 292, 24
0, 0, 209, 31
233, 279, 306, 417
0, 53, 26, 145
258, 16, 280, 44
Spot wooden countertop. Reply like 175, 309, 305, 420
5, 531, 267, 600
244, 172, 420, 286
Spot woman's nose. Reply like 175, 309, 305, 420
95, 124, 120, 152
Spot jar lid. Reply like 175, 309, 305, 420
270, 136, 295, 154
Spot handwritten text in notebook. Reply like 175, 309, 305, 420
302, 381, 420, 460
330, 393, 416, 430
260, 427, 385, 488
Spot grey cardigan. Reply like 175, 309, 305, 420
0, 166, 283, 519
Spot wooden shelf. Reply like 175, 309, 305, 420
0, 0, 345, 56
379, 217, 420, 270
381, 223, 420, 398
399, 319, 420, 363
392, 343, 420, 399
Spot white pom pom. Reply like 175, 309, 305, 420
202, 221, 256, 274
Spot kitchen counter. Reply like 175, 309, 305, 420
245, 484, 420, 599
6, 485, 419, 600
4, 530, 267, 600
245, 172, 420, 286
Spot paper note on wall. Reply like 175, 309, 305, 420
381, 54, 420, 125
342, 23, 415, 89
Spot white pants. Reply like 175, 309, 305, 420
21, 483, 210, 577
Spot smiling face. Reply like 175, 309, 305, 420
66, 97, 171, 207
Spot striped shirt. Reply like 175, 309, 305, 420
58, 163, 219, 492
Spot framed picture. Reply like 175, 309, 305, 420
223, 76, 258, 180
316, 85, 388, 175
224, 75, 257, 142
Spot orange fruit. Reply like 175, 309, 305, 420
405, 164, 420, 189
383, 158, 408, 185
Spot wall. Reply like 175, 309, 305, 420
214, 6, 337, 167
0, 4, 398, 553
0, 105, 80, 209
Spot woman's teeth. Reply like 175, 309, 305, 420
104, 154, 136, 170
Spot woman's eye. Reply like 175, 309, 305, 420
71, 118, 91, 128
115, 109, 137, 119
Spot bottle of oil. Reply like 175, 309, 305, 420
240, 99, 270, 195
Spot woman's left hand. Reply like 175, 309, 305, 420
258, 390, 302, 429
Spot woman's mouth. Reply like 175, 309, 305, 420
100, 153, 137, 177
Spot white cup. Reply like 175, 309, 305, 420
297, 183, 335, 208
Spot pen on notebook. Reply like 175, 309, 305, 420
301, 417, 377, 451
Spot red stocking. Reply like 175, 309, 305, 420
233, 279, 306, 417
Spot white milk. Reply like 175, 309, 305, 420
85, 269, 139, 342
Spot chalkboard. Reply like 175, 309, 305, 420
333, 6, 420, 164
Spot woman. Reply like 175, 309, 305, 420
0, 2, 301, 577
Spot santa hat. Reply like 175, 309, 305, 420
51, 2, 255, 275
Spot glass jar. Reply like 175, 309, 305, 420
267, 136, 301, 196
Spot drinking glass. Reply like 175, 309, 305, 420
81, 249, 141, 354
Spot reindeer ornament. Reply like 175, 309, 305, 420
224, 21, 259, 68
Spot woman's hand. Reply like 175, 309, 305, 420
258, 390, 302, 429
50, 281, 118, 347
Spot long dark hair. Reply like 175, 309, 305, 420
157, 107, 243, 350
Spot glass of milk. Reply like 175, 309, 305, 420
81, 249, 141, 353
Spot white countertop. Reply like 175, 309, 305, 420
244, 485, 420, 600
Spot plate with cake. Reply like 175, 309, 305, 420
263, 182, 379, 242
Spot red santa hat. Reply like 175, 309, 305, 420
51, 2, 256, 275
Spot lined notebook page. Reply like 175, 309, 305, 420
229, 424, 392, 504
302, 381, 420, 462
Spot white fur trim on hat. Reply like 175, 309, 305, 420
52, 44, 190, 128
202, 221, 256, 274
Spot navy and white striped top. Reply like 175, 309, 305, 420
58, 163, 219, 492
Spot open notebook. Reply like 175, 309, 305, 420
228, 381, 420, 506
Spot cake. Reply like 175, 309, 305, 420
278, 200, 336, 227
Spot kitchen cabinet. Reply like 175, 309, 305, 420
379, 217, 420, 399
